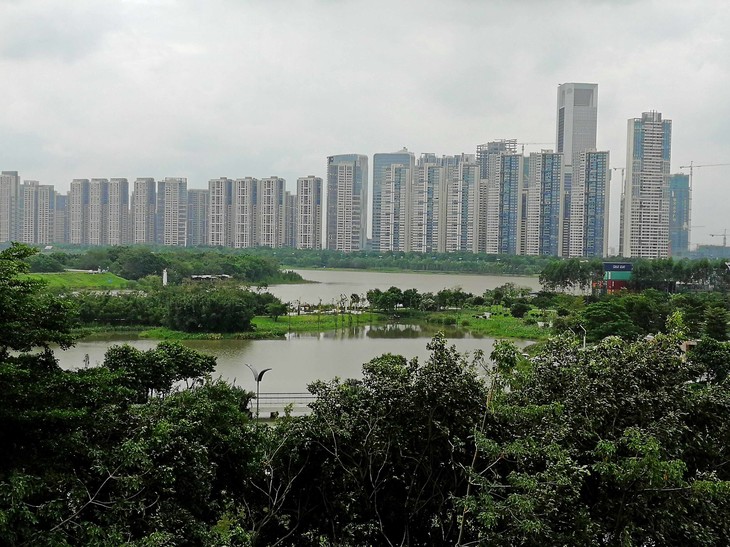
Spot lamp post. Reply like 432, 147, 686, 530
578, 324, 587, 349
245, 363, 271, 422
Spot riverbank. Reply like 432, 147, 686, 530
74, 309, 550, 342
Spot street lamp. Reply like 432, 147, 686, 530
578, 324, 587, 349
245, 363, 272, 422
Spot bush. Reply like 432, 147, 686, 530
510, 302, 531, 318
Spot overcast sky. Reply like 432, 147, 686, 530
1, 0, 728, 250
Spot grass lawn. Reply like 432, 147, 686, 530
252, 312, 382, 334
24, 272, 130, 290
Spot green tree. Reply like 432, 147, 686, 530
704, 305, 729, 341
265, 301, 288, 322
258, 334, 487, 545
0, 243, 75, 357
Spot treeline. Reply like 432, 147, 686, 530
4, 243, 730, 545
74, 284, 284, 333
553, 288, 730, 343
25, 246, 302, 285
365, 283, 532, 313
541, 256, 730, 292
245, 247, 554, 275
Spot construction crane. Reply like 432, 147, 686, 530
710, 229, 729, 247
611, 167, 626, 196
679, 161, 730, 191
517, 142, 553, 155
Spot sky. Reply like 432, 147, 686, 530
1, 0, 729, 251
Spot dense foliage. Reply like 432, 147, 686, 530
74, 284, 282, 333
246, 247, 554, 275
540, 256, 730, 292
26, 246, 301, 285
4, 244, 730, 545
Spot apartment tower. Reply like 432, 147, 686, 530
131, 178, 156, 244
620, 111, 672, 258
372, 149, 415, 251
326, 154, 368, 252
0, 171, 20, 242
296, 176, 322, 250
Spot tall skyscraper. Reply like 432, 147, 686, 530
54, 193, 68, 244
0, 171, 20, 242
233, 177, 258, 249
411, 154, 446, 253
257, 177, 286, 248
372, 149, 415, 251
108, 178, 129, 245
156, 177, 188, 246
376, 161, 412, 252
443, 154, 479, 253
556, 83, 598, 256
497, 154, 526, 255
187, 189, 209, 246
326, 154, 368, 252
296, 176, 322, 250
18, 181, 55, 245
131, 178, 156, 244
284, 191, 296, 248
620, 111, 672, 258
88, 178, 110, 246
524, 151, 563, 256
556, 83, 598, 168
570, 150, 610, 257
669, 173, 690, 256
208, 177, 234, 247
69, 179, 90, 245
477, 140, 518, 254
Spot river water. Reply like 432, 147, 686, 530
267, 269, 542, 305
56, 270, 540, 396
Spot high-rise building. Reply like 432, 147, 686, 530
54, 193, 68, 244
525, 151, 563, 256
556, 83, 598, 256
88, 178, 110, 246
372, 149, 415, 251
156, 177, 188, 246
232, 177, 258, 249
131, 178, 156, 244
499, 154, 526, 255
411, 154, 446, 253
443, 154, 478, 253
296, 176, 322, 250
208, 177, 234, 247
257, 177, 286, 248
570, 150, 610, 257
376, 162, 412, 252
669, 173, 690, 256
0, 171, 20, 242
69, 179, 90, 245
187, 189, 209, 246
108, 178, 129, 245
620, 111, 672, 258
556, 83, 598, 168
284, 191, 296, 248
477, 140, 518, 254
18, 181, 55, 245
326, 154, 368, 252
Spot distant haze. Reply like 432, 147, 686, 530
1, 0, 728, 249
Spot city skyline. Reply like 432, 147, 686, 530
1, 1, 729, 249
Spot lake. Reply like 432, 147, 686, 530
267, 269, 541, 304
56, 270, 540, 407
